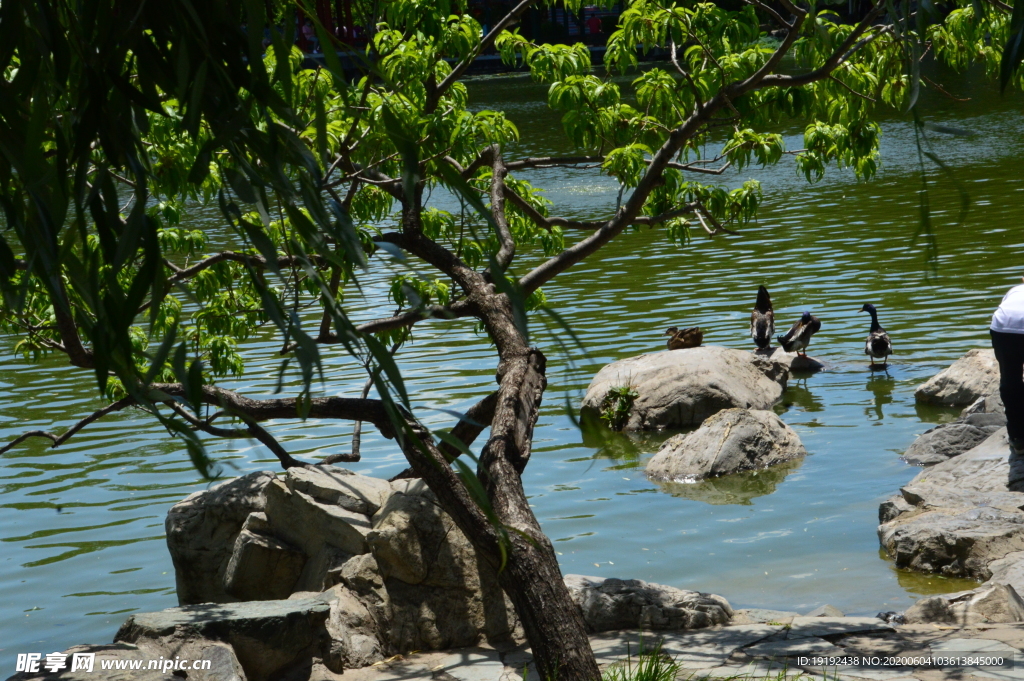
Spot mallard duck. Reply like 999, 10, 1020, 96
859, 303, 892, 367
664, 326, 703, 349
750, 285, 775, 349
777, 311, 821, 357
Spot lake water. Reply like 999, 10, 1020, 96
2, 64, 1023, 663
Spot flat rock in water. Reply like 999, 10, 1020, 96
581, 346, 787, 430
564, 574, 732, 632
755, 346, 825, 373
646, 408, 806, 481
915, 348, 1000, 407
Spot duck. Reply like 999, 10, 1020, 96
664, 326, 703, 350
777, 311, 821, 357
750, 285, 775, 349
859, 303, 892, 367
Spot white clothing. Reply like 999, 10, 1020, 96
991, 283, 1024, 334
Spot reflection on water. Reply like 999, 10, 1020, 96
2, 64, 1024, 655
654, 460, 804, 506
866, 372, 897, 421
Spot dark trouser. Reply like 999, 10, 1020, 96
991, 330, 1024, 445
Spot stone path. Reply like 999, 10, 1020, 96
320, 615, 1024, 681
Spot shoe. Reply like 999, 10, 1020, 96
1011, 438, 1024, 456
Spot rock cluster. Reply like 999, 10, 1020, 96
646, 409, 807, 481
581, 346, 788, 431
167, 467, 520, 669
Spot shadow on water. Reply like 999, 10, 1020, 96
653, 459, 805, 506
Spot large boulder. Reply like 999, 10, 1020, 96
879, 428, 1024, 580
646, 409, 806, 481
165, 470, 276, 605
915, 349, 1000, 407
582, 346, 788, 430
903, 412, 1007, 466
565, 575, 732, 632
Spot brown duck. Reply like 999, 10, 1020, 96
664, 326, 703, 350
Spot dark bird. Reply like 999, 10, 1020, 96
859, 303, 893, 367
750, 285, 775, 349
664, 326, 703, 350
777, 312, 821, 357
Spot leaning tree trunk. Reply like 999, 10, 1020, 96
401, 297, 601, 681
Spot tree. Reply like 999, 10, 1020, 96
0, 0, 979, 678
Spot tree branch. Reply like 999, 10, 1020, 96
429, 0, 543, 111
0, 397, 135, 454
489, 145, 516, 271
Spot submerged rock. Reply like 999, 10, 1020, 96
646, 409, 806, 482
581, 346, 787, 431
564, 575, 732, 632
914, 349, 1000, 407
653, 458, 802, 506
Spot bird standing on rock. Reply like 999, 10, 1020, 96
664, 326, 703, 349
859, 303, 893, 367
750, 285, 775, 349
777, 312, 821, 357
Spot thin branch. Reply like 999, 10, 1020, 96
390, 391, 500, 480
489, 145, 516, 271
670, 41, 704, 112
828, 74, 877, 102
430, 0, 542, 111
0, 398, 135, 454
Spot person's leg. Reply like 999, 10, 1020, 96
991, 330, 1024, 447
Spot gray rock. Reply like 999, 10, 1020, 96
320, 584, 385, 670
264, 477, 373, 557
985, 550, 1024, 596
646, 409, 806, 481
915, 349, 1001, 407
368, 488, 521, 652
903, 582, 1024, 625
903, 422, 1004, 466
963, 393, 1006, 418
804, 604, 844, 617
879, 429, 1024, 580
755, 346, 825, 373
786, 616, 893, 638
286, 465, 392, 516
223, 524, 307, 601
730, 608, 800, 624
115, 598, 331, 681
744, 638, 840, 657
564, 574, 732, 632
165, 470, 275, 605
581, 346, 787, 431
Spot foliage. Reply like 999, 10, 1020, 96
600, 385, 640, 431
602, 638, 680, 681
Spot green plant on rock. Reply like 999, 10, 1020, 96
601, 385, 640, 431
